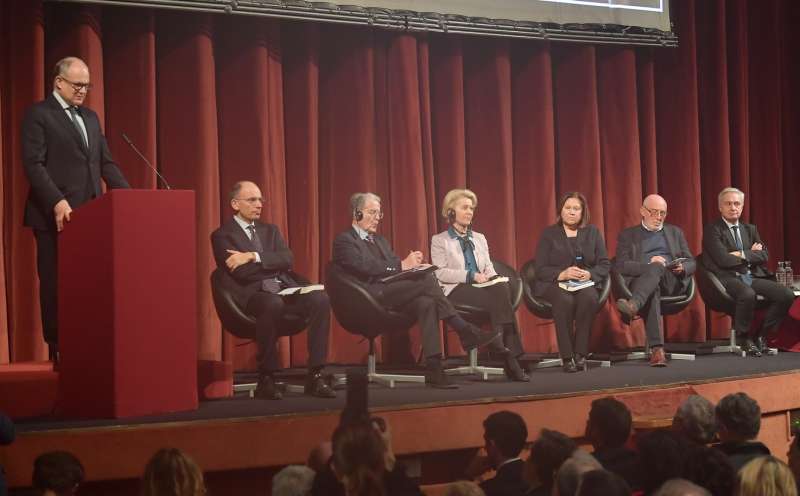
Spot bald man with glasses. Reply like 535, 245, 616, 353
22, 56, 129, 357
614, 194, 696, 367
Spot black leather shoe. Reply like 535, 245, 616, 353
563, 357, 578, 373
255, 375, 282, 400
487, 335, 511, 356
503, 355, 530, 382
755, 336, 768, 353
459, 324, 502, 351
425, 366, 459, 389
575, 354, 587, 371
305, 372, 337, 398
741, 339, 762, 357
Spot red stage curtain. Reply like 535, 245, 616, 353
1, 0, 799, 369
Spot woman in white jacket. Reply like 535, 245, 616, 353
431, 189, 529, 382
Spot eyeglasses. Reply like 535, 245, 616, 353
235, 197, 263, 205
643, 206, 667, 219
364, 208, 383, 219
58, 76, 93, 92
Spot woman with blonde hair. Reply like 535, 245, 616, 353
431, 188, 529, 382
141, 448, 206, 496
736, 455, 797, 496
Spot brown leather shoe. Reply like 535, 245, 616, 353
649, 347, 667, 367
616, 298, 639, 323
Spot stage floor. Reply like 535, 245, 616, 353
15, 351, 800, 433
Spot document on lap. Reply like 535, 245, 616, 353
278, 284, 325, 296
472, 276, 509, 288
558, 280, 595, 292
379, 264, 437, 283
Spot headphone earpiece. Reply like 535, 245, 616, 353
354, 209, 363, 221
447, 209, 456, 223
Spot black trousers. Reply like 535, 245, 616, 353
720, 276, 794, 337
628, 263, 683, 347
448, 282, 525, 357
378, 273, 455, 358
33, 229, 58, 346
246, 290, 331, 375
540, 284, 599, 358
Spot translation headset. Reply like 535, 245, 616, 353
447, 209, 456, 223
354, 209, 363, 221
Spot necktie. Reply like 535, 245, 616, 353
247, 225, 281, 293
68, 106, 88, 147
731, 225, 752, 286
365, 233, 375, 243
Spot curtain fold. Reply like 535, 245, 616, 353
2, 0, 799, 366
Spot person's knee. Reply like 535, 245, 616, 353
736, 286, 756, 303
645, 263, 666, 277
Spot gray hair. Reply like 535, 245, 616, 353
350, 192, 381, 215
443, 480, 486, 496
653, 478, 711, 496
52, 56, 85, 80
271, 465, 314, 496
674, 395, 717, 445
718, 187, 744, 205
556, 449, 603, 496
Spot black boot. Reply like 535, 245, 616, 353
575, 354, 587, 371
425, 357, 458, 389
305, 370, 336, 398
255, 374, 282, 400
562, 357, 578, 373
503, 354, 530, 382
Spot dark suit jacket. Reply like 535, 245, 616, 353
702, 218, 770, 280
210, 218, 300, 309
480, 459, 529, 496
533, 223, 610, 297
615, 223, 696, 292
22, 93, 129, 231
332, 227, 402, 292
0, 412, 14, 496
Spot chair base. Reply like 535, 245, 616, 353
530, 357, 611, 369
624, 348, 695, 362
234, 381, 304, 398
445, 349, 505, 381
710, 330, 778, 357
367, 354, 425, 388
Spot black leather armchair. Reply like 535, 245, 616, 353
444, 259, 523, 380
325, 262, 425, 388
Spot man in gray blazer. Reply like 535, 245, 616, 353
615, 194, 696, 367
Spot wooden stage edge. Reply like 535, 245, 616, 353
3, 368, 800, 488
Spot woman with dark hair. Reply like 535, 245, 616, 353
141, 448, 206, 496
533, 192, 610, 372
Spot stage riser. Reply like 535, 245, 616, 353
2, 372, 799, 491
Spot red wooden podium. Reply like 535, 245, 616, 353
58, 190, 198, 418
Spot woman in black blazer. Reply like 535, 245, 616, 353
533, 192, 610, 372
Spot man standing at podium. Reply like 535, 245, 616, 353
22, 56, 130, 357
211, 181, 336, 400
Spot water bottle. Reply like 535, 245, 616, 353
776, 261, 786, 286
786, 261, 794, 288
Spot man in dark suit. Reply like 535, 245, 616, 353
702, 187, 794, 356
615, 194, 696, 367
22, 57, 130, 354
211, 181, 335, 400
331, 192, 501, 389
478, 411, 529, 496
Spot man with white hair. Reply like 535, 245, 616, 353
614, 194, 696, 367
702, 187, 794, 355
672, 395, 717, 445
272, 465, 314, 496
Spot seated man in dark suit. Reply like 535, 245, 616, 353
615, 194, 696, 367
211, 181, 335, 400
479, 411, 530, 496
331, 192, 501, 389
702, 187, 794, 356
585, 398, 641, 491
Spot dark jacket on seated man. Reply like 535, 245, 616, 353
714, 440, 771, 473
480, 458, 529, 496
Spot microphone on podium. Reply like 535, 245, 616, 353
121, 132, 172, 190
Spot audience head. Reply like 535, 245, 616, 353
482, 411, 528, 466
441, 189, 478, 227
230, 181, 263, 222
272, 465, 315, 496
673, 395, 717, 445
788, 433, 800, 486
736, 455, 797, 496
682, 445, 735, 496
350, 192, 383, 234
554, 449, 602, 496
585, 397, 632, 450
525, 429, 577, 490
637, 430, 686, 494
575, 469, 631, 496
641, 194, 668, 231
653, 479, 711, 496
32, 451, 84, 496
332, 419, 387, 496
557, 192, 590, 229
307, 441, 333, 474
718, 187, 745, 223
715, 392, 761, 443
141, 448, 206, 496
443, 480, 486, 496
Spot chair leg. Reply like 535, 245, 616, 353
444, 348, 506, 381
710, 329, 745, 356
365, 339, 425, 388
